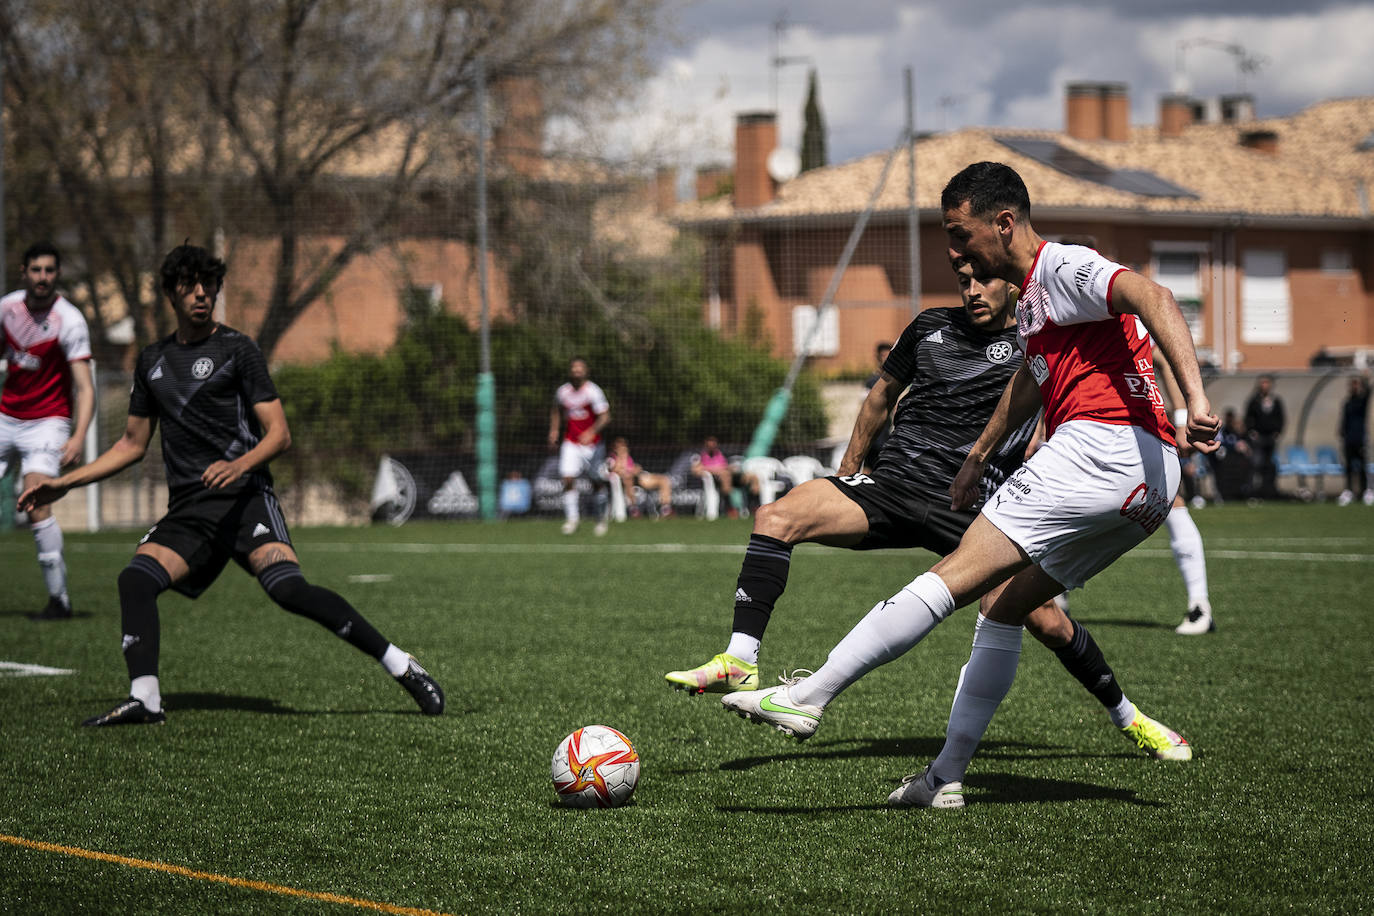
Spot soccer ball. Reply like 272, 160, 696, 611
551, 725, 640, 808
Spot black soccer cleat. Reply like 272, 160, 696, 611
82, 697, 167, 727
28, 597, 73, 621
396, 655, 445, 715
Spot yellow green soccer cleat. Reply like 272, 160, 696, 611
665, 653, 759, 695
1121, 704, 1192, 760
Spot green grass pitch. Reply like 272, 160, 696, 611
2, 504, 1372, 913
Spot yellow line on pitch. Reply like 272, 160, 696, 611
0, 833, 452, 916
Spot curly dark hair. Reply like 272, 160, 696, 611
22, 241, 61, 269
940, 161, 1030, 220
159, 244, 227, 298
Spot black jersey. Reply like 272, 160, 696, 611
129, 325, 279, 504
875, 306, 1038, 504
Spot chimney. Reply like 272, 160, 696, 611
493, 75, 544, 177
1101, 82, 1130, 142
1066, 82, 1104, 140
653, 166, 678, 214
1239, 129, 1279, 155
1220, 93, 1255, 124
1159, 94, 1193, 138
696, 164, 731, 201
734, 111, 777, 208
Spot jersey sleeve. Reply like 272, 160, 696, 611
587, 382, 609, 414
1039, 244, 1128, 326
128, 348, 156, 418
236, 337, 280, 404
58, 304, 93, 362
880, 315, 926, 387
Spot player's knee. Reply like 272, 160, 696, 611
1022, 601, 1073, 647
118, 555, 172, 600
752, 499, 801, 542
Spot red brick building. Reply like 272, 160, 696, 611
675, 87, 1374, 374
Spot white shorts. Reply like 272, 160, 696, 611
981, 420, 1180, 590
0, 413, 71, 479
558, 439, 607, 480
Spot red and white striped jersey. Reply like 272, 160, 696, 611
1017, 242, 1174, 446
1, 290, 92, 420
555, 380, 609, 443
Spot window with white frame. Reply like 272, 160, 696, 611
792, 305, 838, 357
1152, 246, 1205, 342
1241, 249, 1291, 344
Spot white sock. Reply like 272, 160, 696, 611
380, 644, 410, 677
32, 516, 69, 607
1110, 694, 1136, 728
790, 571, 955, 708
929, 615, 1022, 784
130, 675, 162, 713
1166, 506, 1209, 611
562, 490, 579, 522
725, 633, 761, 666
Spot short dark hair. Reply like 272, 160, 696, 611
940, 162, 1030, 220
22, 241, 60, 269
159, 244, 226, 298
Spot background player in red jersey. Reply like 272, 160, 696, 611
548, 357, 611, 535
1, 242, 94, 619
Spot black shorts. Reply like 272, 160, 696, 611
139, 486, 293, 598
826, 471, 976, 555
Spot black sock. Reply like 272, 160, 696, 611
731, 534, 793, 640
118, 555, 171, 680
258, 562, 389, 658
1051, 620, 1124, 711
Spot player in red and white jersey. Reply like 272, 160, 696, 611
547, 357, 610, 535
724, 163, 1219, 809
1, 242, 94, 619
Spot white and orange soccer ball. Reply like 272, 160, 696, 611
551, 725, 640, 808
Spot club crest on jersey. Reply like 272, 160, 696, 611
191, 357, 214, 379
985, 341, 1014, 364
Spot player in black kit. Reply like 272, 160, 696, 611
666, 255, 1190, 760
20, 244, 444, 725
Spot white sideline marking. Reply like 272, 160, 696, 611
347, 574, 394, 583
3, 540, 1370, 562
0, 661, 76, 677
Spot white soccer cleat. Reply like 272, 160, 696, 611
1338, 489, 1354, 507
560, 519, 578, 535
887, 766, 965, 809
720, 673, 822, 740
1175, 605, 1215, 635
593, 517, 609, 537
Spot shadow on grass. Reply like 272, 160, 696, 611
1071, 616, 1173, 630
1, 608, 97, 621
161, 691, 450, 718
713, 736, 1071, 773
717, 771, 1167, 813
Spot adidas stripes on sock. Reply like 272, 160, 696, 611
730, 534, 794, 644
258, 561, 389, 658
790, 571, 955, 708
1051, 619, 1125, 714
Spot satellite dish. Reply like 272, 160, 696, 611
766, 147, 801, 183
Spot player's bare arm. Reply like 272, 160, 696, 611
1111, 271, 1219, 453
60, 359, 96, 467
202, 398, 292, 490
548, 405, 562, 448
951, 362, 1041, 510
19, 414, 156, 510
836, 371, 902, 476
579, 408, 610, 445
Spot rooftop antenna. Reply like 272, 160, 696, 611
1175, 38, 1269, 94
770, 11, 811, 111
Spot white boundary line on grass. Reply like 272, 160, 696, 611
0, 661, 76, 677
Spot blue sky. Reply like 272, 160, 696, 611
595, 1, 1374, 174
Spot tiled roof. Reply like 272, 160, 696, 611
674, 97, 1374, 226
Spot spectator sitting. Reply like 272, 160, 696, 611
1208, 408, 1252, 503
607, 437, 673, 517
692, 436, 757, 519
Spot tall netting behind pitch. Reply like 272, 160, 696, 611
7, 49, 918, 531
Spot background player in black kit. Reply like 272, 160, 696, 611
668, 256, 1189, 759
20, 244, 444, 725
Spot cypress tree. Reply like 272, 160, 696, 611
800, 68, 828, 173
